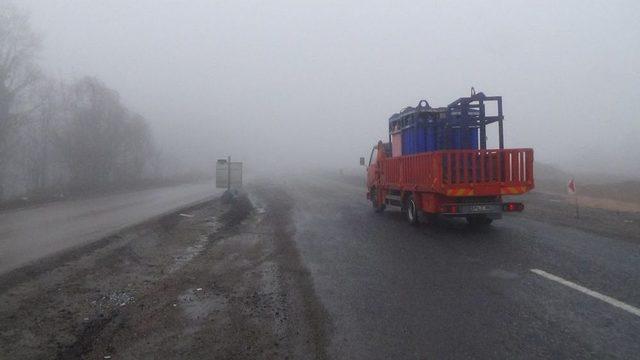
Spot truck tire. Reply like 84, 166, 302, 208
370, 188, 385, 213
466, 215, 493, 226
405, 195, 419, 226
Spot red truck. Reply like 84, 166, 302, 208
364, 92, 534, 226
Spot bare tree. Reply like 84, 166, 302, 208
60, 77, 157, 190
116, 113, 155, 182
23, 78, 68, 192
0, 2, 41, 198
0, 3, 157, 201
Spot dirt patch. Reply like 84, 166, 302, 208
0, 189, 329, 359
515, 191, 640, 243
571, 194, 640, 213
535, 178, 640, 212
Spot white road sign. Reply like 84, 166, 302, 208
216, 159, 243, 189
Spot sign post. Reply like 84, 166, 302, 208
216, 158, 243, 191
567, 178, 578, 219
227, 156, 231, 192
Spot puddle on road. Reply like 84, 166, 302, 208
178, 288, 227, 333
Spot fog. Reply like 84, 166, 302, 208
12, 0, 640, 179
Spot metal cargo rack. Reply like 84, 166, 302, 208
387, 90, 505, 152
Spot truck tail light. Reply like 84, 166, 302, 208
503, 202, 524, 212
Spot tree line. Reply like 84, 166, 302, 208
0, 3, 158, 201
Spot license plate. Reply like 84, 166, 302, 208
470, 205, 492, 212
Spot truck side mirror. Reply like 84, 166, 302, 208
359, 157, 365, 166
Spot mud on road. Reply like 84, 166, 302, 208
0, 185, 329, 359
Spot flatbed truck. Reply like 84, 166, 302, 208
364, 91, 534, 226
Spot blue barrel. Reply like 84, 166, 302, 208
402, 127, 416, 155
450, 128, 462, 149
426, 126, 436, 151
402, 122, 430, 155
468, 127, 478, 149
447, 127, 478, 150
416, 123, 427, 153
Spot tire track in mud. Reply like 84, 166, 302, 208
249, 183, 331, 359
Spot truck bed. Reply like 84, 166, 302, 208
379, 148, 534, 196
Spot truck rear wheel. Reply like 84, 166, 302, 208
466, 215, 493, 226
405, 195, 419, 226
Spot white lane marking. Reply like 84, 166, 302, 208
531, 269, 640, 317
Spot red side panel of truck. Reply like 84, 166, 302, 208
378, 148, 534, 195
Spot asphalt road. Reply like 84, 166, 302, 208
282, 176, 640, 359
2, 175, 638, 359
0, 182, 217, 274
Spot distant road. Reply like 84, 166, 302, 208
0, 183, 217, 274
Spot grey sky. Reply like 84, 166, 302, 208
19, 0, 640, 177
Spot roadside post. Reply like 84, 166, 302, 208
567, 178, 578, 219
227, 156, 231, 192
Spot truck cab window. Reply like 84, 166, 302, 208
369, 147, 378, 167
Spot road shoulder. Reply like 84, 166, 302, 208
0, 188, 329, 359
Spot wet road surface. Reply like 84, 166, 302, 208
0, 182, 217, 274
282, 176, 640, 359
2, 175, 639, 359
